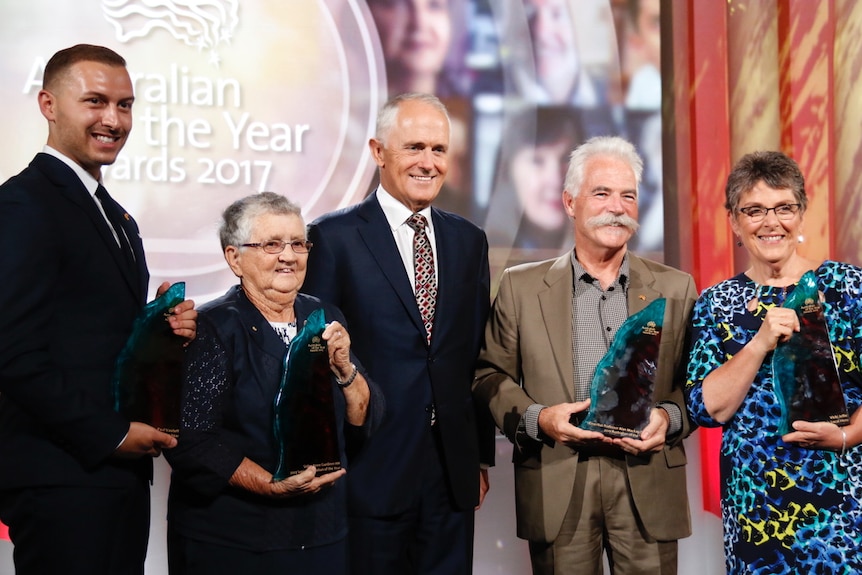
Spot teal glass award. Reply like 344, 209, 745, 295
579, 298, 665, 438
112, 282, 186, 437
773, 271, 849, 435
272, 308, 341, 481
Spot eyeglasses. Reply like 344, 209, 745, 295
738, 203, 801, 222
241, 240, 313, 254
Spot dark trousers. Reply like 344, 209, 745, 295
0, 480, 150, 575
348, 432, 475, 575
168, 530, 348, 575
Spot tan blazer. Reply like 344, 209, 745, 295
473, 252, 697, 543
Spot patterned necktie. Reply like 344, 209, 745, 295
95, 184, 135, 268
406, 213, 437, 344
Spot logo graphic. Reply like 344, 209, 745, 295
101, 0, 239, 67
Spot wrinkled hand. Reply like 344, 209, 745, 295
322, 321, 353, 380
156, 281, 197, 341
782, 420, 845, 451
269, 465, 346, 498
114, 421, 177, 459
752, 306, 799, 352
537, 400, 606, 446
612, 407, 668, 455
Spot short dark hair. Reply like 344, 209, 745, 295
724, 151, 807, 214
43, 44, 126, 91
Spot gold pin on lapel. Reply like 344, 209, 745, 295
638, 295, 646, 301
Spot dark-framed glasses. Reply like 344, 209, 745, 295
241, 240, 313, 254
738, 203, 801, 222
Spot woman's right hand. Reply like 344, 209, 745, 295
751, 306, 800, 353
269, 465, 346, 498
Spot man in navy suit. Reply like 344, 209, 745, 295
304, 93, 493, 574
0, 44, 196, 575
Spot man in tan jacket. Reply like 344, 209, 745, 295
473, 136, 696, 574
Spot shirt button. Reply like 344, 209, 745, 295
606, 326, 612, 332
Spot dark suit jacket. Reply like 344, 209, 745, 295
473, 252, 697, 543
0, 153, 150, 490
166, 286, 385, 551
303, 192, 492, 514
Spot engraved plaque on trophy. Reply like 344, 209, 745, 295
112, 282, 186, 437
773, 271, 849, 435
272, 308, 341, 481
579, 298, 665, 439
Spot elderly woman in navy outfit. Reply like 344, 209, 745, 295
165, 192, 383, 575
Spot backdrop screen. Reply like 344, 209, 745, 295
0, 0, 663, 301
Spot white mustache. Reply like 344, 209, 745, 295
586, 213, 640, 233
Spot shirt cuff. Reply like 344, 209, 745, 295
656, 401, 682, 437
521, 403, 548, 441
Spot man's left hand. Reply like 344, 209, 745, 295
611, 407, 669, 455
157, 281, 197, 341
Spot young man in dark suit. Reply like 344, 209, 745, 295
303, 93, 493, 574
0, 44, 196, 575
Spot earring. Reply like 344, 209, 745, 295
736, 239, 742, 247
798, 234, 804, 244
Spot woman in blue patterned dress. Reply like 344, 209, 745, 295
685, 151, 862, 574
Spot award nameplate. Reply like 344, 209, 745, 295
272, 308, 341, 481
112, 282, 186, 437
579, 298, 665, 439
773, 271, 849, 435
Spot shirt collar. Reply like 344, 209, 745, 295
570, 249, 630, 287
376, 185, 434, 231
42, 145, 100, 197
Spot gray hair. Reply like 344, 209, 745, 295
375, 92, 450, 145
564, 136, 643, 198
218, 192, 302, 250
725, 150, 807, 214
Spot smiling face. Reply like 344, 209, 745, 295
370, 0, 451, 81
525, 0, 579, 101
39, 60, 134, 180
511, 137, 571, 231
370, 98, 449, 212
564, 155, 639, 256
225, 212, 308, 309
731, 181, 804, 268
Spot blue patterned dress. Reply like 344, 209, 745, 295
686, 261, 862, 574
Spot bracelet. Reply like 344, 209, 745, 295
841, 429, 847, 457
336, 363, 358, 388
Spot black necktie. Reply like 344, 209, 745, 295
95, 184, 135, 268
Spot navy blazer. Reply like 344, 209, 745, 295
0, 153, 150, 489
304, 192, 493, 514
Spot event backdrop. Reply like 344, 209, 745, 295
0, 0, 666, 303
0, 1, 729, 573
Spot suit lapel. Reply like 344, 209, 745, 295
627, 255, 662, 314
538, 254, 576, 402
356, 194, 427, 338
37, 154, 145, 303
428, 208, 456, 349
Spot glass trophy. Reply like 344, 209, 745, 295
579, 298, 665, 438
112, 282, 186, 437
773, 271, 849, 435
272, 308, 341, 481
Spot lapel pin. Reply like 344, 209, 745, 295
639, 294, 646, 301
